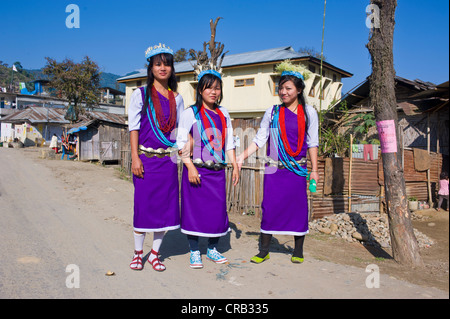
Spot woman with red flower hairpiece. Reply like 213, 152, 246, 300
237, 70, 319, 264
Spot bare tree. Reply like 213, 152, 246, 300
298, 46, 326, 61
174, 48, 188, 62
189, 17, 228, 77
366, 0, 423, 266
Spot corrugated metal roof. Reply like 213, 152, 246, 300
0, 106, 127, 126
85, 111, 127, 125
117, 46, 351, 82
0, 107, 69, 124
336, 76, 439, 110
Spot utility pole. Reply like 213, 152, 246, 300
319, 0, 326, 142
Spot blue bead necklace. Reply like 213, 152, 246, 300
146, 96, 176, 147
192, 105, 226, 164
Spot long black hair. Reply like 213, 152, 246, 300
279, 74, 309, 128
144, 53, 178, 109
193, 73, 223, 114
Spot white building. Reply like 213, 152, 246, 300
117, 46, 352, 118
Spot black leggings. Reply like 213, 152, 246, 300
187, 235, 220, 251
256, 233, 305, 258
438, 195, 449, 209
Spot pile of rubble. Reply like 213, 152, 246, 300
309, 212, 434, 249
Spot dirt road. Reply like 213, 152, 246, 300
0, 147, 448, 300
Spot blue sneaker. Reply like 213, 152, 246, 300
206, 248, 228, 264
189, 250, 203, 269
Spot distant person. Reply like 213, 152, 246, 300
49, 134, 58, 153
237, 64, 319, 264
437, 171, 449, 212
61, 133, 70, 160
128, 44, 185, 272
176, 70, 239, 269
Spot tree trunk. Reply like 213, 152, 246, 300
366, 0, 423, 267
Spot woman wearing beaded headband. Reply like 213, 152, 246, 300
127, 44, 185, 271
176, 70, 239, 269
237, 63, 319, 264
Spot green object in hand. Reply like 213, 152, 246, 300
309, 179, 317, 193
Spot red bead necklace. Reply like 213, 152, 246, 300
150, 85, 177, 133
200, 105, 227, 152
279, 104, 305, 157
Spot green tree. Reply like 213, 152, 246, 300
43, 56, 101, 121
174, 48, 188, 62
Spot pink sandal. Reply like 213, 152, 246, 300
129, 250, 143, 270
148, 249, 166, 272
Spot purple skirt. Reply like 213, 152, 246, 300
180, 166, 230, 237
133, 154, 180, 232
260, 167, 309, 236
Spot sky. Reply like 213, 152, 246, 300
1, 0, 448, 94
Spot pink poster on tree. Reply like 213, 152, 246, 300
376, 120, 397, 153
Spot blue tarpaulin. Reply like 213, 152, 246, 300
67, 126, 87, 134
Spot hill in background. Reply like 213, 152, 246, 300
0, 63, 126, 92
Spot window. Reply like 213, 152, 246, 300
245, 78, 254, 86
319, 79, 331, 100
191, 83, 198, 100
234, 78, 255, 87
136, 80, 142, 87
333, 74, 337, 82
272, 76, 280, 96
309, 64, 316, 73
309, 76, 320, 98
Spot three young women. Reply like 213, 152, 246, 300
128, 48, 318, 270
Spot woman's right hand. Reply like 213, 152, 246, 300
188, 166, 201, 185
132, 156, 144, 178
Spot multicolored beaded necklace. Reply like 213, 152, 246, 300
193, 105, 227, 164
146, 86, 177, 147
150, 85, 177, 133
270, 104, 308, 176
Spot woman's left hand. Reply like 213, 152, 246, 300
232, 165, 240, 186
310, 171, 320, 183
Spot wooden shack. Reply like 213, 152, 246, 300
68, 111, 127, 162
327, 77, 449, 155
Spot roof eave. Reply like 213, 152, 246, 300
117, 56, 353, 83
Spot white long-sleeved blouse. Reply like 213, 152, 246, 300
252, 104, 319, 149
128, 87, 185, 132
176, 106, 235, 152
